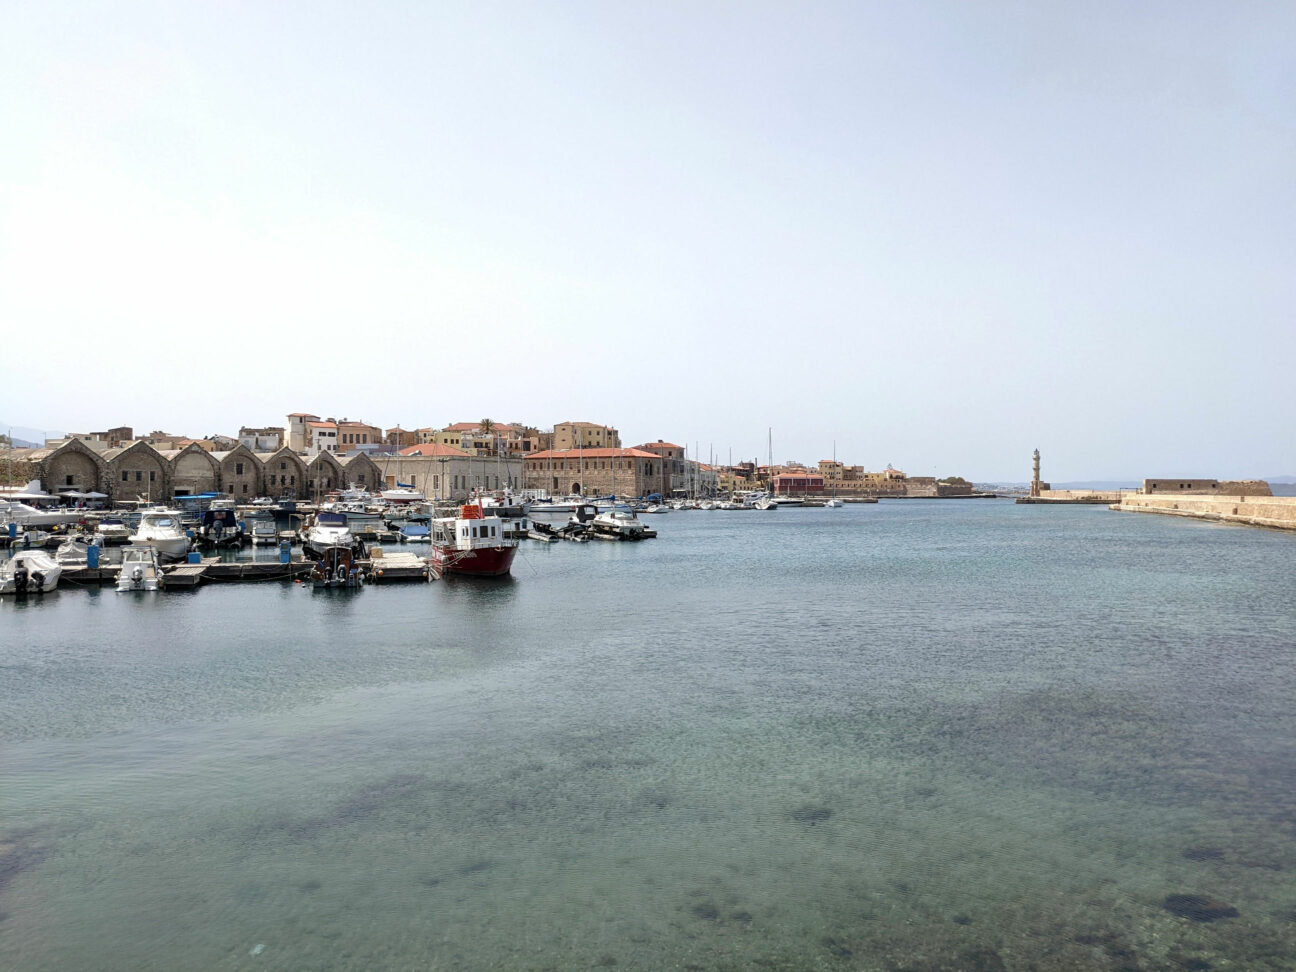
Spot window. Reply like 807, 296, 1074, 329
149, 471, 155, 482
65, 475, 73, 486
242, 484, 248, 494
122, 471, 129, 482
135, 471, 142, 482
290, 476, 295, 486
236, 462, 244, 475
280, 462, 286, 470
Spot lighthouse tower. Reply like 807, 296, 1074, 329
1029, 449, 1050, 497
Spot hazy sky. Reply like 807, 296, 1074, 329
2, 2, 1292, 480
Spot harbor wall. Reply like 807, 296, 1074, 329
1112, 494, 1296, 531
1018, 489, 1125, 504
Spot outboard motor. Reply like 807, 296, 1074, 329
14, 563, 29, 596
30, 570, 46, 593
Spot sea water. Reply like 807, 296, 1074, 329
2, 501, 1294, 970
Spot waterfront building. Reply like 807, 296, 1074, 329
213, 445, 262, 499
104, 441, 171, 504
387, 447, 522, 500
307, 452, 346, 501
1142, 478, 1271, 496
343, 453, 383, 490
524, 448, 661, 498
256, 448, 309, 499
26, 438, 109, 496
161, 443, 221, 496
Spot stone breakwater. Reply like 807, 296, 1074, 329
1111, 493, 1296, 532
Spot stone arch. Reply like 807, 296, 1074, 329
37, 439, 108, 497
308, 451, 344, 499
256, 448, 308, 499
105, 441, 170, 504
343, 454, 382, 490
214, 445, 262, 499
167, 444, 220, 497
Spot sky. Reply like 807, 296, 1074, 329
2, 1, 1292, 481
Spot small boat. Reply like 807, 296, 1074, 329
95, 516, 134, 544
197, 506, 243, 547
130, 509, 192, 561
591, 510, 648, 540
430, 501, 519, 577
824, 499, 844, 508
398, 523, 430, 543
310, 545, 365, 589
117, 545, 165, 591
246, 512, 279, 546
55, 534, 101, 567
0, 549, 62, 595
380, 487, 425, 505
300, 511, 354, 558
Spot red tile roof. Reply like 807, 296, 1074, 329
527, 448, 659, 460
399, 443, 474, 457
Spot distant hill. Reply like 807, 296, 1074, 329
1263, 475, 1296, 485
0, 423, 60, 448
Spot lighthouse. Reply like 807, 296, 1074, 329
1029, 449, 1050, 497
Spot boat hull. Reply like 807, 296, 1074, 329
430, 543, 517, 577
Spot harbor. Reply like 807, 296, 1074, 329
4, 500, 1294, 971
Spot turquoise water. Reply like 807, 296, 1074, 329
2, 501, 1295, 970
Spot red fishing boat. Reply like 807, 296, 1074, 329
429, 501, 519, 577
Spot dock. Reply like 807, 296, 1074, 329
363, 551, 436, 583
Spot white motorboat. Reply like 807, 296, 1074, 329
247, 516, 279, 546
591, 510, 647, 539
0, 498, 82, 528
301, 511, 355, 558
130, 509, 192, 561
117, 545, 164, 591
380, 487, 425, 504
1, 549, 62, 594
55, 534, 101, 567
94, 516, 134, 545
824, 499, 844, 508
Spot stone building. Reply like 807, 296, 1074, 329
524, 448, 661, 498
26, 439, 108, 496
385, 427, 419, 450
385, 448, 523, 500
104, 441, 171, 503
239, 427, 285, 452
256, 448, 309, 499
552, 421, 620, 451
286, 413, 319, 452
162, 444, 221, 496
1142, 479, 1272, 497
213, 446, 262, 499
344, 454, 383, 490
307, 452, 346, 500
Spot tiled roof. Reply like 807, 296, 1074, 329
399, 443, 474, 457
527, 448, 658, 460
